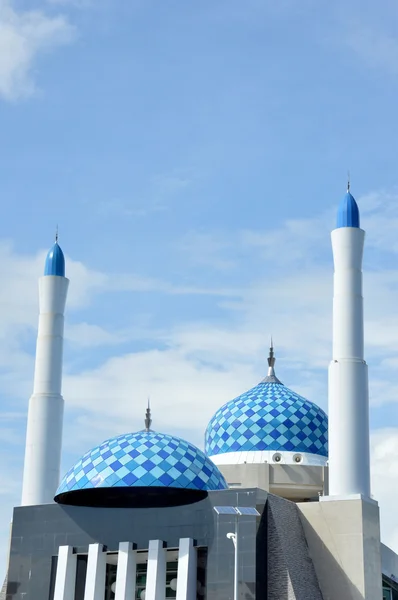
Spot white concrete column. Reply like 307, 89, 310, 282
176, 538, 197, 600
33, 277, 69, 395
145, 540, 166, 600
329, 227, 371, 498
21, 275, 69, 506
84, 544, 107, 600
114, 542, 137, 600
331, 228, 365, 360
53, 545, 77, 600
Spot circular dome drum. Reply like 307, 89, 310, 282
55, 426, 227, 508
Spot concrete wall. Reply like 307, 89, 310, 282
298, 497, 382, 600
218, 462, 325, 500
7, 488, 267, 600
269, 465, 325, 499
219, 463, 270, 491
381, 543, 398, 586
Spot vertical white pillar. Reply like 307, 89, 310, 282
84, 544, 107, 600
145, 540, 166, 600
234, 518, 239, 600
328, 227, 371, 498
114, 542, 137, 600
176, 538, 197, 600
21, 273, 69, 506
54, 545, 77, 600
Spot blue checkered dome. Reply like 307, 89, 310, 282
205, 348, 328, 459
56, 429, 228, 497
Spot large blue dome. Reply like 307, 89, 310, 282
56, 429, 227, 503
205, 349, 328, 459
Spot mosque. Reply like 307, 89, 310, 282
2, 188, 398, 600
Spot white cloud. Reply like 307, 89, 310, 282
323, 2, 398, 79
345, 24, 398, 76
177, 231, 237, 270
0, 0, 75, 101
241, 216, 330, 265
66, 322, 128, 348
47, 0, 92, 5
96, 173, 192, 219
62, 346, 258, 438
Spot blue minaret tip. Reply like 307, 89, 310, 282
336, 181, 360, 229
44, 230, 65, 276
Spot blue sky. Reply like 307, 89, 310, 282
1, 0, 398, 572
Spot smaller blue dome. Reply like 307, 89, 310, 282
205, 347, 328, 459
44, 242, 65, 277
336, 190, 360, 228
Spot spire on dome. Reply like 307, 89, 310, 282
336, 182, 360, 229
268, 337, 275, 371
44, 231, 65, 277
144, 398, 152, 431
262, 339, 281, 383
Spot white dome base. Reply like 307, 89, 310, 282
209, 450, 328, 467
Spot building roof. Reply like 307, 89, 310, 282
205, 346, 328, 458
56, 429, 228, 499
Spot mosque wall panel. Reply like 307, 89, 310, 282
6, 488, 267, 600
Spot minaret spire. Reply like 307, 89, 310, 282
268, 337, 275, 375
144, 397, 152, 432
261, 337, 281, 383
347, 170, 350, 192
55, 224, 58, 243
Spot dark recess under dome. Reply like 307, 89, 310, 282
54, 486, 208, 508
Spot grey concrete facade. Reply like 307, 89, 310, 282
5, 488, 389, 600
6, 489, 266, 600
218, 463, 326, 501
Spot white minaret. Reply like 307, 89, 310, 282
21, 235, 69, 506
328, 184, 371, 498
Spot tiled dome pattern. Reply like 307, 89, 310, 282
205, 381, 328, 457
56, 430, 228, 496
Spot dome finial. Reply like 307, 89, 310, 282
145, 397, 152, 431
347, 170, 350, 193
55, 224, 58, 243
267, 338, 276, 375
261, 337, 282, 383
